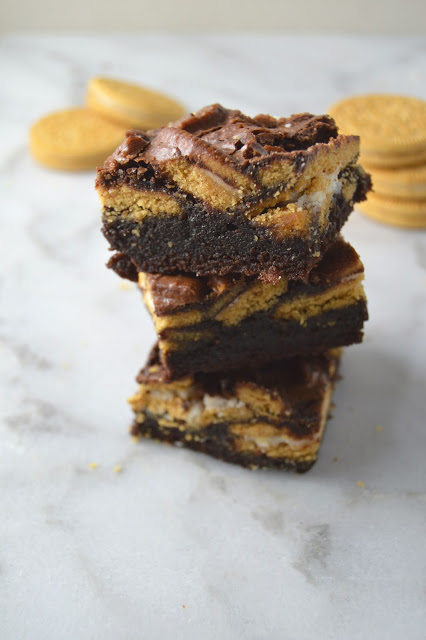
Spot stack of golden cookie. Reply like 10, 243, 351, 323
329, 94, 426, 228
29, 77, 185, 171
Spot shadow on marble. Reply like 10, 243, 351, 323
312, 343, 423, 480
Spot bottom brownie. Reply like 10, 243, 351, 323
129, 347, 341, 472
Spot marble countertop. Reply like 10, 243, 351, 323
1, 34, 426, 640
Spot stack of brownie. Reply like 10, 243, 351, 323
96, 104, 371, 472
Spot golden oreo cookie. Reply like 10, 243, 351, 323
30, 108, 126, 171
357, 192, 426, 228
87, 77, 185, 130
359, 147, 426, 169
329, 94, 426, 167
364, 163, 426, 200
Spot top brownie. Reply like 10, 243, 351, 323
97, 104, 371, 282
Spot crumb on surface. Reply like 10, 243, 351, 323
333, 456, 338, 462
113, 465, 122, 473
88, 462, 98, 470
118, 281, 134, 291
376, 425, 383, 433
357, 480, 365, 488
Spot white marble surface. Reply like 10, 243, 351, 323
1, 34, 426, 640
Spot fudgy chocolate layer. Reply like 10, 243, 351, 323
130, 416, 315, 472
103, 190, 353, 282
97, 105, 340, 191
107, 251, 138, 282
158, 301, 367, 380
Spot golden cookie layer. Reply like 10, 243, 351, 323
329, 94, 426, 161
29, 107, 126, 171
141, 271, 365, 351
99, 141, 362, 237
87, 76, 185, 130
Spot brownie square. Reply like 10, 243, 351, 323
97, 104, 371, 283
129, 347, 341, 472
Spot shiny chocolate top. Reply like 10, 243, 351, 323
98, 103, 339, 178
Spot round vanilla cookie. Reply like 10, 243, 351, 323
329, 94, 426, 167
86, 77, 186, 130
359, 146, 426, 169
30, 108, 126, 171
357, 192, 426, 228
363, 162, 426, 200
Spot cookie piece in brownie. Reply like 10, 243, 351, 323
97, 104, 371, 283
135, 237, 367, 379
129, 347, 341, 472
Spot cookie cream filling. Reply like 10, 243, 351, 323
240, 433, 319, 452
295, 170, 342, 213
